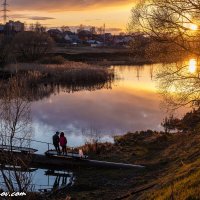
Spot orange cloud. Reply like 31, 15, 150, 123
10, 0, 134, 11
7, 0, 137, 32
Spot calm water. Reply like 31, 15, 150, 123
1, 62, 192, 191
31, 64, 167, 150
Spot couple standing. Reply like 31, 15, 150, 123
53, 131, 67, 155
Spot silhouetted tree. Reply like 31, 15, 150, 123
90, 26, 97, 35
129, 1, 200, 110
181, 108, 200, 132
129, 0, 200, 56
12, 31, 54, 61
156, 60, 200, 110
0, 77, 33, 193
77, 24, 85, 33
29, 22, 46, 33
61, 26, 71, 33
0, 35, 13, 66
162, 115, 181, 133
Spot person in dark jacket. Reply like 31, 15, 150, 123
59, 132, 67, 155
53, 131, 60, 154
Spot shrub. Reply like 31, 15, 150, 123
12, 31, 54, 61
39, 55, 66, 64
0, 35, 13, 66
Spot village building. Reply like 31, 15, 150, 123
5, 20, 24, 32
63, 31, 80, 45
77, 30, 93, 41
0, 24, 4, 33
47, 29, 64, 43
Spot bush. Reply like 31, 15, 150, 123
39, 55, 66, 64
12, 31, 54, 61
0, 35, 13, 66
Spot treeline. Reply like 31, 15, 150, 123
0, 31, 54, 66
130, 34, 187, 63
162, 108, 200, 133
129, 0, 200, 62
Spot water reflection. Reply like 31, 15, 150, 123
1, 63, 190, 148
32, 169, 74, 193
1, 62, 194, 192
188, 58, 197, 73
156, 58, 200, 110
32, 64, 166, 147
0, 167, 74, 193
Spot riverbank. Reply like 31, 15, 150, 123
0, 46, 190, 69
51, 46, 188, 66
53, 47, 135, 66
49, 130, 200, 200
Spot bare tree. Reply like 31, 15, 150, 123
97, 27, 104, 35
156, 60, 200, 110
129, 0, 200, 110
0, 77, 33, 193
0, 35, 13, 66
61, 26, 71, 33
129, 0, 200, 56
77, 24, 85, 33
29, 22, 46, 33
82, 128, 102, 154
12, 31, 54, 61
90, 26, 97, 35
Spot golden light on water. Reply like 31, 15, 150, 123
188, 59, 197, 73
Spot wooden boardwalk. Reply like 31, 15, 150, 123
0, 150, 145, 170
0, 144, 38, 153
0, 138, 145, 170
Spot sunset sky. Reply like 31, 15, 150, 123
7, 0, 135, 33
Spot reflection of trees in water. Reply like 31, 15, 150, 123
156, 59, 200, 111
113, 65, 156, 81
27, 81, 113, 101
43, 170, 74, 194
135, 65, 156, 80
27, 82, 113, 101
0, 69, 114, 101
135, 66, 144, 80
0, 68, 114, 193
150, 65, 154, 80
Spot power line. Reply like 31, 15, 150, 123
103, 23, 106, 45
2, 0, 8, 24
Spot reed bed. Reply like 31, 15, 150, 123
0, 62, 114, 100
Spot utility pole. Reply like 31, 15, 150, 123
2, 0, 8, 24
103, 23, 106, 46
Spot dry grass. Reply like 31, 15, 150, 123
0, 62, 114, 99
67, 131, 200, 200
5, 61, 104, 73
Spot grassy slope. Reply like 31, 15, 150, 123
143, 132, 200, 200
68, 131, 200, 200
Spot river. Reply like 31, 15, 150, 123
1, 61, 194, 192
31, 64, 167, 150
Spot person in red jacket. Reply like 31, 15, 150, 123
59, 132, 67, 155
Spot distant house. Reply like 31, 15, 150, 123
113, 35, 133, 46
47, 29, 63, 43
5, 21, 24, 32
91, 33, 114, 46
48, 29, 62, 36
0, 24, 4, 33
78, 30, 93, 41
91, 43, 103, 48
87, 40, 103, 47
63, 31, 80, 45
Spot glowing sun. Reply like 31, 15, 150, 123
190, 24, 198, 31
